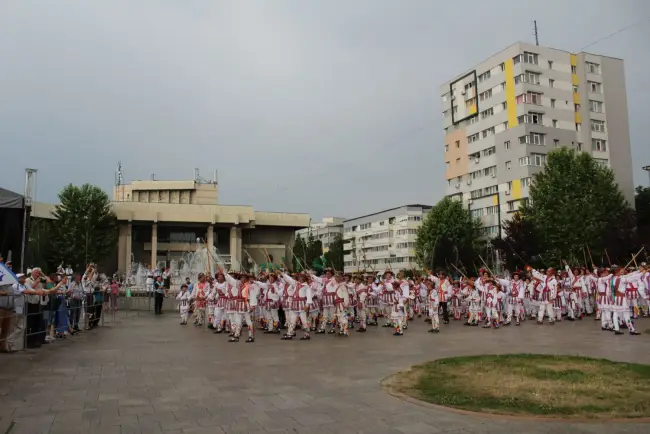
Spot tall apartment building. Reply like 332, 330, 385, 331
295, 217, 345, 253
441, 41, 634, 237
343, 204, 431, 273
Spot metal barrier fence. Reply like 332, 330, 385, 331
0, 288, 186, 353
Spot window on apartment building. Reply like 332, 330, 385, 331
479, 89, 493, 101
469, 116, 479, 124
480, 107, 494, 119
575, 123, 582, 132
445, 144, 449, 152
464, 81, 475, 90
486, 205, 499, 215
470, 189, 483, 199
482, 146, 496, 157
501, 82, 506, 91
591, 119, 606, 133
485, 226, 500, 236
552, 119, 558, 128
551, 98, 556, 108
516, 92, 542, 105
514, 51, 538, 65
482, 127, 495, 138
360, 223, 371, 230
592, 139, 607, 152
470, 208, 484, 218
500, 62, 505, 71
515, 71, 540, 85
507, 201, 516, 212
549, 79, 555, 88
589, 81, 602, 93
505, 160, 512, 170
483, 166, 497, 177
586, 62, 600, 74
456, 158, 461, 165
519, 154, 546, 167
589, 100, 603, 113
468, 133, 480, 143
575, 103, 581, 112
455, 140, 460, 148
471, 170, 482, 180
478, 70, 491, 82
504, 141, 510, 150
573, 85, 579, 93
453, 106, 458, 113
595, 158, 609, 167
379, 221, 385, 226
521, 177, 531, 188
518, 133, 545, 146
503, 121, 509, 130
465, 97, 476, 108
548, 60, 553, 69
506, 181, 513, 191
553, 139, 560, 148
502, 101, 507, 110
518, 112, 543, 125
571, 65, 577, 74
446, 162, 450, 169
484, 185, 498, 195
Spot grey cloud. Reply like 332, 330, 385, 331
1, 0, 649, 220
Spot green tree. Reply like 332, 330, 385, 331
636, 186, 650, 247
292, 234, 306, 271
323, 233, 344, 271
526, 148, 635, 264
51, 184, 117, 269
415, 197, 483, 271
25, 218, 58, 272
305, 233, 323, 268
491, 212, 540, 270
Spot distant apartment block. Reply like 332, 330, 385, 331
295, 217, 345, 253
441, 41, 634, 237
343, 204, 431, 273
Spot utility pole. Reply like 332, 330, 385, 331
21, 168, 38, 273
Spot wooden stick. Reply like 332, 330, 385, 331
478, 255, 495, 277
604, 249, 612, 267
623, 247, 645, 270
582, 247, 589, 269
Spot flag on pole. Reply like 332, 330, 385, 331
0, 262, 19, 287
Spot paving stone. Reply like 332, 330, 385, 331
0, 314, 646, 434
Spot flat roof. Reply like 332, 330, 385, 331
344, 204, 432, 223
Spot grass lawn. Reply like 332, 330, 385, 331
389, 354, 650, 419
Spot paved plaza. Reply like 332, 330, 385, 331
0, 312, 649, 434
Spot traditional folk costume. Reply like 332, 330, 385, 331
427, 280, 440, 332
380, 273, 397, 328
366, 277, 381, 325
211, 277, 227, 333
280, 273, 313, 340
261, 276, 281, 333
465, 282, 481, 326
482, 281, 500, 328
176, 286, 191, 324
313, 272, 337, 334
501, 273, 525, 326
224, 273, 255, 343
528, 268, 557, 324
192, 279, 209, 326
610, 271, 640, 335
355, 277, 369, 332
595, 269, 613, 329
334, 277, 350, 336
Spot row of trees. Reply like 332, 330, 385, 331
293, 232, 344, 272
26, 184, 117, 272
415, 148, 650, 272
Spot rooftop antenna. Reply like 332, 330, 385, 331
213, 169, 218, 184
194, 168, 200, 182
150, 173, 156, 181
115, 161, 123, 186
533, 20, 539, 46
21, 168, 38, 272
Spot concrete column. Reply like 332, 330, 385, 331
206, 224, 214, 275
151, 223, 158, 269
126, 223, 132, 276
229, 226, 241, 271
118, 224, 127, 274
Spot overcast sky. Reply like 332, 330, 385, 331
1, 1, 649, 220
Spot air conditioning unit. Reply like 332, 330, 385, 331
491, 173, 497, 178
455, 183, 461, 189
461, 90, 466, 95
505, 190, 511, 196
474, 159, 480, 164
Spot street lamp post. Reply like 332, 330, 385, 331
643, 165, 650, 186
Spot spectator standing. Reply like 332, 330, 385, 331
68, 273, 84, 332
7, 274, 26, 352
154, 276, 166, 314
90, 285, 104, 328
55, 275, 69, 338
109, 278, 119, 312
24, 268, 46, 348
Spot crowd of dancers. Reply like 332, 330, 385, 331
173, 262, 650, 343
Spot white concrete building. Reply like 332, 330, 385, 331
441, 42, 634, 238
343, 204, 431, 273
295, 217, 345, 253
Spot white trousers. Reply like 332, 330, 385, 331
506, 301, 523, 323
319, 306, 336, 331
612, 309, 636, 332
212, 307, 225, 329
429, 303, 439, 329
537, 302, 554, 322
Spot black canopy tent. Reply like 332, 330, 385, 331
0, 187, 27, 271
